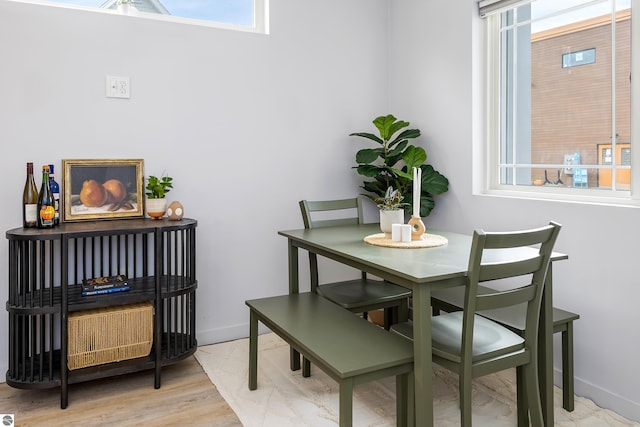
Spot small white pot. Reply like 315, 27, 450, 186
379, 209, 404, 237
146, 198, 167, 220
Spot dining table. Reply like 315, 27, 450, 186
278, 223, 567, 427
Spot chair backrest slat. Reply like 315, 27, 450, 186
475, 284, 536, 311
481, 225, 557, 249
478, 255, 543, 282
300, 198, 364, 229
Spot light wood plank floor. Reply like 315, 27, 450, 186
0, 357, 242, 426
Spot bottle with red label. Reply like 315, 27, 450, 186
37, 165, 55, 229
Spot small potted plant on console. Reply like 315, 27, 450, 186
145, 173, 173, 220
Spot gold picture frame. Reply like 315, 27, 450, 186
62, 159, 144, 222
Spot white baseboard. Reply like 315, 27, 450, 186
554, 369, 640, 422
196, 322, 267, 347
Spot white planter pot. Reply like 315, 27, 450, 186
146, 198, 167, 220
379, 209, 404, 237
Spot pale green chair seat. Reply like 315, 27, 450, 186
316, 279, 411, 313
392, 312, 525, 364
392, 222, 561, 427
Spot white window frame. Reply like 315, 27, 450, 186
9, 0, 269, 34
481, 0, 640, 206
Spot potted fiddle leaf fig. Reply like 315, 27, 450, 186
350, 114, 449, 218
145, 173, 173, 220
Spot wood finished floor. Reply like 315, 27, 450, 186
0, 356, 242, 426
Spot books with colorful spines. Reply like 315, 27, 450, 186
81, 285, 130, 297
82, 275, 129, 292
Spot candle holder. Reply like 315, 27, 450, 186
407, 215, 425, 240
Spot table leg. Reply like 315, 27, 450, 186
339, 379, 354, 427
539, 264, 555, 426
249, 310, 258, 390
412, 285, 434, 426
288, 239, 301, 371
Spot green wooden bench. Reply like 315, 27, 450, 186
246, 292, 414, 427
431, 286, 580, 411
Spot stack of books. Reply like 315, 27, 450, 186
82, 275, 130, 296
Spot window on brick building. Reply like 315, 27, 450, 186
481, 0, 634, 199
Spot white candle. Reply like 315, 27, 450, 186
401, 224, 412, 242
392, 224, 402, 242
413, 167, 421, 217
418, 167, 422, 210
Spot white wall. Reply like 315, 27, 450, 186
0, 0, 389, 379
389, 0, 640, 422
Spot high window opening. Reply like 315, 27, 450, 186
14, 0, 268, 33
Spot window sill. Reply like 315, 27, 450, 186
478, 186, 640, 209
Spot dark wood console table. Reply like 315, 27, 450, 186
5, 218, 198, 408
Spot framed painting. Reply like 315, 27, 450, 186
62, 159, 144, 222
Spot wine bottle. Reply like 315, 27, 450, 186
22, 162, 38, 228
37, 165, 55, 229
49, 164, 60, 225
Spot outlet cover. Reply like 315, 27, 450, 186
106, 75, 130, 99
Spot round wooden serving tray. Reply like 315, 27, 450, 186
364, 232, 448, 249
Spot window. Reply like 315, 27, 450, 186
482, 0, 633, 199
23, 0, 268, 33
562, 48, 596, 68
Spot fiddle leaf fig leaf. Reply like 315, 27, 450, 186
391, 168, 413, 180
402, 146, 427, 170
372, 115, 398, 141
388, 129, 421, 148
356, 164, 384, 177
388, 140, 409, 158
421, 165, 449, 195
356, 148, 381, 164
349, 132, 383, 145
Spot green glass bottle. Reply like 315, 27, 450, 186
37, 165, 55, 229
22, 162, 38, 228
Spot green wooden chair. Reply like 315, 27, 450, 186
430, 289, 580, 412
299, 198, 411, 329
391, 222, 561, 426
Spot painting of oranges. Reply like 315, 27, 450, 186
62, 159, 145, 222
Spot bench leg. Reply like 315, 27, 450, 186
384, 307, 393, 330
396, 372, 413, 427
249, 310, 258, 390
339, 379, 354, 427
562, 322, 575, 411
291, 348, 301, 371
303, 356, 311, 378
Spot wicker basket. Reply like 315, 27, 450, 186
68, 302, 153, 370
